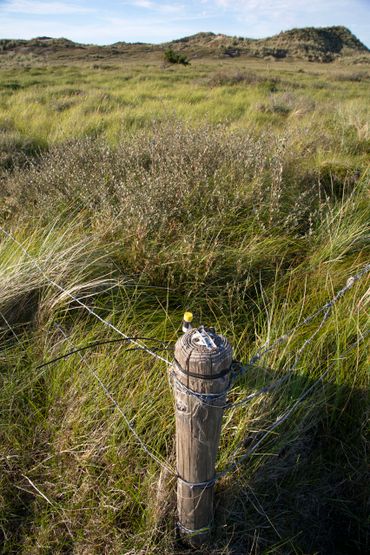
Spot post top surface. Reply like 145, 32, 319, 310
174, 328, 232, 377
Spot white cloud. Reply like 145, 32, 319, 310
211, 0, 370, 41
213, 0, 365, 20
1, 0, 93, 15
0, 0, 368, 45
0, 13, 195, 43
132, 0, 154, 8
128, 1, 185, 15
215, 0, 323, 8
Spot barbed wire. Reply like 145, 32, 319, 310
55, 325, 177, 476
170, 366, 288, 410
35, 336, 173, 370
216, 328, 369, 481
0, 226, 171, 365
171, 328, 369, 521
249, 262, 370, 365
1, 225, 369, 490
170, 262, 370, 410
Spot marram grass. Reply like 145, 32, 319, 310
0, 58, 369, 554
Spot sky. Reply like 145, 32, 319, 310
0, 0, 369, 46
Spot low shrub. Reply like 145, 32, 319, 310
164, 48, 190, 66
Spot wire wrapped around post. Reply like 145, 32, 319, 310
171, 327, 232, 547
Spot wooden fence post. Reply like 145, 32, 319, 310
172, 326, 232, 546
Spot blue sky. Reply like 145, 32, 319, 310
0, 1, 369, 46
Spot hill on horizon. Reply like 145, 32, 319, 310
0, 25, 369, 63
169, 26, 369, 62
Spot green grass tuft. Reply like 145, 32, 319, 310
0, 58, 369, 554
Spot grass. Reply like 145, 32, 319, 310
0, 56, 369, 554
0, 58, 369, 145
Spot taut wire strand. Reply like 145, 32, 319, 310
56, 325, 176, 476
0, 226, 171, 365
217, 329, 369, 480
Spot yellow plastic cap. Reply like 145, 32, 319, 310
183, 311, 193, 323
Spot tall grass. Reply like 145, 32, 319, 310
1, 59, 369, 145
0, 59, 369, 554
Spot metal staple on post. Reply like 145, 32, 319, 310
172, 326, 232, 547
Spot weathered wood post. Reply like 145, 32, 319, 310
172, 325, 232, 546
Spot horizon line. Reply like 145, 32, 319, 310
1, 24, 369, 49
